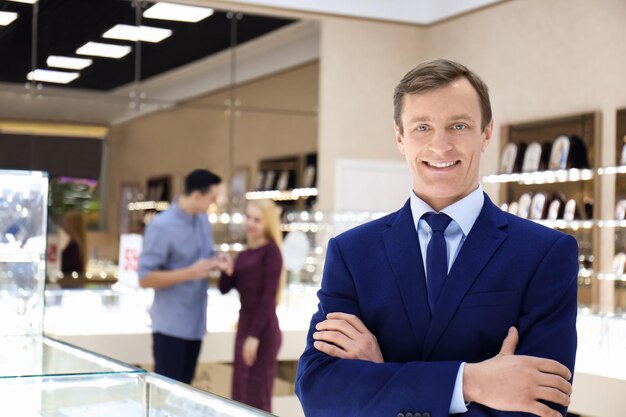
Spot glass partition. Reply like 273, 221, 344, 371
0, 169, 48, 336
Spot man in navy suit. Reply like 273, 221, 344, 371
295, 59, 577, 417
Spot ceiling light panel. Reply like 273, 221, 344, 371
103, 24, 172, 43
76, 42, 132, 59
143, 2, 214, 23
47, 56, 93, 70
6, 0, 38, 4
0, 11, 18, 26
27, 69, 79, 84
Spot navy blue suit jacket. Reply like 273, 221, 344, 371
296, 194, 578, 417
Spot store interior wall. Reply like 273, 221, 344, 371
316, 17, 426, 210
102, 62, 318, 255
4, 0, 625, 260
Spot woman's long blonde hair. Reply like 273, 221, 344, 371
247, 200, 286, 305
62, 210, 88, 272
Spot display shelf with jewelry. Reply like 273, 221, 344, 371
250, 153, 318, 209
609, 108, 626, 313
487, 112, 601, 309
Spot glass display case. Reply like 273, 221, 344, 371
44, 285, 319, 336
0, 169, 49, 336
0, 336, 272, 416
576, 311, 626, 381
0, 170, 274, 416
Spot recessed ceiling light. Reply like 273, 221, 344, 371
6, 0, 38, 4
76, 42, 132, 59
0, 11, 18, 26
143, 2, 214, 23
47, 55, 93, 70
103, 24, 172, 43
27, 69, 79, 84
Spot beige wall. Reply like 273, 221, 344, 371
316, 18, 426, 209
103, 62, 318, 255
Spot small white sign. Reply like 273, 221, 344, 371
118, 234, 143, 288
46, 234, 61, 279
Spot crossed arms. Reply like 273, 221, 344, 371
295, 235, 578, 417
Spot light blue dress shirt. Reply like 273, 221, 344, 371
410, 185, 485, 415
138, 202, 215, 340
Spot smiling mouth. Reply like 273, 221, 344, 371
424, 160, 460, 168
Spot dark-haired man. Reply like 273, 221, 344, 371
139, 169, 223, 384
296, 59, 577, 417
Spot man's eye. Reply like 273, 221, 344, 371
415, 125, 429, 132
452, 123, 467, 130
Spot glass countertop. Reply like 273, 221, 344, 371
576, 312, 626, 381
0, 335, 144, 379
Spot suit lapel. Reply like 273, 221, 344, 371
422, 195, 509, 359
382, 200, 432, 348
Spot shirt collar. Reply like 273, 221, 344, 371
410, 185, 485, 236
171, 200, 195, 224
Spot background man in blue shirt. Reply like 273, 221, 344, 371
138, 169, 222, 384
296, 59, 577, 417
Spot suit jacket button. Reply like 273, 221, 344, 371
405, 414, 413, 417
414, 413, 422, 417
396, 413, 405, 417
422, 413, 430, 417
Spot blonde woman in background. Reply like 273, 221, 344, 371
218, 199, 285, 412
60, 210, 87, 275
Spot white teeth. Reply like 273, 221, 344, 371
427, 161, 456, 168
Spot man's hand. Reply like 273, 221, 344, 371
216, 253, 234, 276
464, 327, 572, 417
312, 312, 384, 363
186, 258, 217, 280
243, 336, 260, 367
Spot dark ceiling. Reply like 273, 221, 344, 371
0, 0, 295, 91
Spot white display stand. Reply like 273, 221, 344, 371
117, 234, 143, 288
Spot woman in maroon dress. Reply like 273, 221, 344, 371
218, 200, 285, 412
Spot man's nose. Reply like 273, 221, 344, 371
428, 130, 453, 154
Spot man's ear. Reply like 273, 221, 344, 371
395, 124, 405, 155
481, 119, 494, 152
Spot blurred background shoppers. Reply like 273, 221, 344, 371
218, 199, 285, 412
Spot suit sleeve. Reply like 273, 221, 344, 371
513, 233, 578, 415
295, 237, 461, 417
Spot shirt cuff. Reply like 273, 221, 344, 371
449, 362, 469, 414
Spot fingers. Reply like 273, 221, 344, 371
326, 312, 369, 333
534, 386, 571, 407
313, 341, 350, 359
498, 327, 519, 355
537, 372, 573, 396
534, 357, 572, 381
529, 401, 563, 417
316, 318, 361, 340
313, 330, 353, 351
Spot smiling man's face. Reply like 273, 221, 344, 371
395, 76, 493, 211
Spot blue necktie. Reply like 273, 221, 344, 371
423, 212, 452, 313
